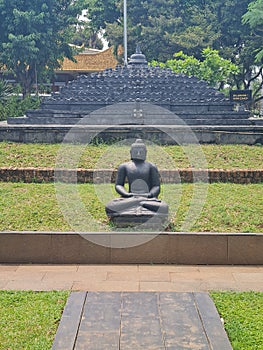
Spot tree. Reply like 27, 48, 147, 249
86, 0, 220, 62
0, 0, 84, 97
86, 0, 258, 65
209, 0, 262, 100
71, 9, 104, 49
242, 0, 263, 62
86, 0, 119, 30
0, 79, 13, 101
242, 0, 263, 107
151, 48, 239, 90
72, 25, 104, 49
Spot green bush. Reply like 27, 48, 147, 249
0, 95, 40, 120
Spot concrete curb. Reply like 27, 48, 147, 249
0, 231, 262, 265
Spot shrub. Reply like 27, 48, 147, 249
0, 95, 40, 120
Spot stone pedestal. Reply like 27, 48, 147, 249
108, 206, 168, 229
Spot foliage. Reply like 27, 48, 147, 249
211, 292, 263, 350
0, 291, 69, 350
0, 182, 262, 233
151, 48, 239, 89
86, 0, 251, 63
205, 0, 263, 104
0, 0, 85, 97
71, 9, 103, 49
86, 0, 119, 31
243, 0, 263, 62
87, 0, 220, 62
241, 0, 263, 107
72, 26, 103, 50
0, 95, 40, 120
0, 79, 13, 101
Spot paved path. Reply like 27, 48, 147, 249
52, 292, 232, 350
0, 264, 262, 291
2, 264, 262, 349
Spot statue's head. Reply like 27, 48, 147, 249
130, 139, 147, 161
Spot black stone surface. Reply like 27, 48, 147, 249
52, 292, 233, 350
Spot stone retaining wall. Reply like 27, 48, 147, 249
0, 232, 262, 264
1, 124, 263, 144
0, 167, 262, 184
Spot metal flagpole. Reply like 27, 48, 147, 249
123, 0, 128, 65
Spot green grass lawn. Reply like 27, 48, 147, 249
0, 142, 262, 169
0, 291, 262, 349
0, 291, 69, 350
0, 182, 262, 232
211, 292, 263, 350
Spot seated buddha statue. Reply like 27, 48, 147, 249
105, 139, 168, 227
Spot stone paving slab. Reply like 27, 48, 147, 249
52, 292, 232, 350
1, 264, 263, 292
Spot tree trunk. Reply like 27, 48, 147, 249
16, 67, 35, 99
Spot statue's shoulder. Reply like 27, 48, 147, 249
117, 161, 132, 171
146, 161, 158, 170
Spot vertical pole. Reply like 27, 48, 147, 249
35, 63, 38, 96
123, 0, 128, 65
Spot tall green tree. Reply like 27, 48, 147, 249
210, 0, 262, 100
0, 0, 84, 97
87, 0, 219, 61
242, 0, 263, 106
243, 0, 263, 62
71, 8, 104, 49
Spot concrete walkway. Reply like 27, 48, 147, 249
0, 264, 262, 291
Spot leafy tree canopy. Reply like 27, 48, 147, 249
0, 0, 85, 97
151, 48, 239, 90
87, 0, 220, 61
243, 0, 263, 62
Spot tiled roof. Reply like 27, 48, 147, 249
59, 47, 118, 72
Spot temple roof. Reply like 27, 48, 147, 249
58, 47, 118, 73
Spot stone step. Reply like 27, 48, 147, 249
252, 118, 263, 125
177, 112, 250, 119
175, 119, 254, 126
7, 116, 253, 126
27, 108, 249, 120
7, 117, 82, 125
41, 102, 236, 114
